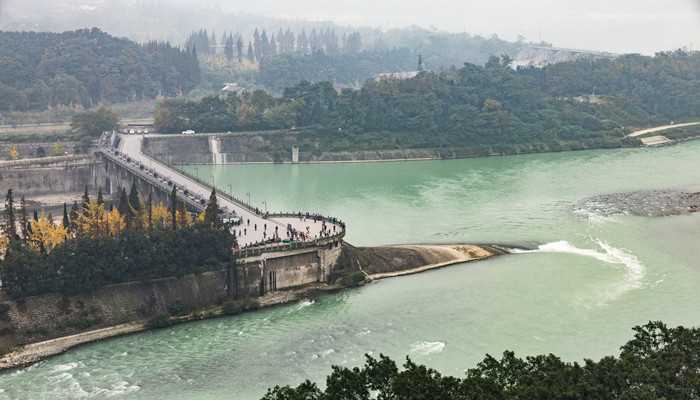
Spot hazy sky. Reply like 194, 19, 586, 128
218, 0, 700, 54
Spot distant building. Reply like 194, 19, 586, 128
374, 71, 421, 82
221, 83, 245, 94
512, 45, 617, 69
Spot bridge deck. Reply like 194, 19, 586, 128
104, 134, 344, 248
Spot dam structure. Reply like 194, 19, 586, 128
94, 132, 347, 293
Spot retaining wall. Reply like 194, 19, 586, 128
0, 244, 343, 348
0, 161, 96, 197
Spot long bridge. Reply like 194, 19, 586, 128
96, 132, 346, 253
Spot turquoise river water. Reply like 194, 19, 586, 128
1, 142, 700, 399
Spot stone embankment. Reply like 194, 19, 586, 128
0, 243, 507, 371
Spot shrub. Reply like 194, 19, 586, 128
337, 271, 367, 288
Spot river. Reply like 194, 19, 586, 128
1, 143, 700, 399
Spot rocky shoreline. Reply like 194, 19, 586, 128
0, 243, 506, 372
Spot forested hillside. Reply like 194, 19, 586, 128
0, 28, 200, 112
188, 26, 528, 91
155, 51, 700, 153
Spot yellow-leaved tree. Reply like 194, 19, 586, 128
106, 208, 126, 237
76, 201, 107, 238
29, 216, 67, 253
177, 208, 193, 227
51, 143, 65, 157
150, 203, 171, 230
0, 232, 8, 258
8, 145, 19, 160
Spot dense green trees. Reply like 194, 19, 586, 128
70, 107, 119, 138
1, 227, 234, 298
258, 49, 418, 92
262, 321, 700, 400
190, 25, 526, 93
156, 51, 700, 151
0, 187, 232, 299
187, 27, 361, 64
0, 28, 200, 112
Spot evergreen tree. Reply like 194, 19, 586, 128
147, 192, 153, 232
247, 42, 255, 62
82, 185, 90, 212
62, 202, 70, 229
224, 35, 235, 62
19, 195, 28, 241
4, 189, 17, 241
97, 187, 104, 205
287, 29, 296, 53
117, 187, 131, 229
204, 188, 221, 228
260, 30, 270, 61
33, 209, 39, 222
169, 186, 178, 231
298, 30, 309, 54
270, 34, 278, 57
128, 182, 141, 214
123, 182, 142, 230
310, 29, 321, 53
69, 201, 79, 233
210, 30, 217, 53
277, 28, 285, 53
253, 29, 262, 61
236, 36, 244, 63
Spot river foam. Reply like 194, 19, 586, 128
513, 240, 645, 302
410, 341, 446, 356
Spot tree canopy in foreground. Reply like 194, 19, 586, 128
262, 321, 700, 400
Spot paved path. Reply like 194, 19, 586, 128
116, 135, 341, 248
627, 122, 700, 138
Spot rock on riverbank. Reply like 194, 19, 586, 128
576, 190, 700, 217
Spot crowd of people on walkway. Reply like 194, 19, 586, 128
232, 213, 345, 253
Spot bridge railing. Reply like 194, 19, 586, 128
234, 230, 345, 259
97, 146, 208, 213
171, 165, 261, 215
98, 132, 348, 256
233, 212, 347, 258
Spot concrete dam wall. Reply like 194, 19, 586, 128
142, 133, 445, 164
143, 133, 302, 164
0, 157, 97, 198
0, 244, 342, 352
142, 133, 628, 165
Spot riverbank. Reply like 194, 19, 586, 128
0, 243, 505, 372
351, 244, 509, 280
